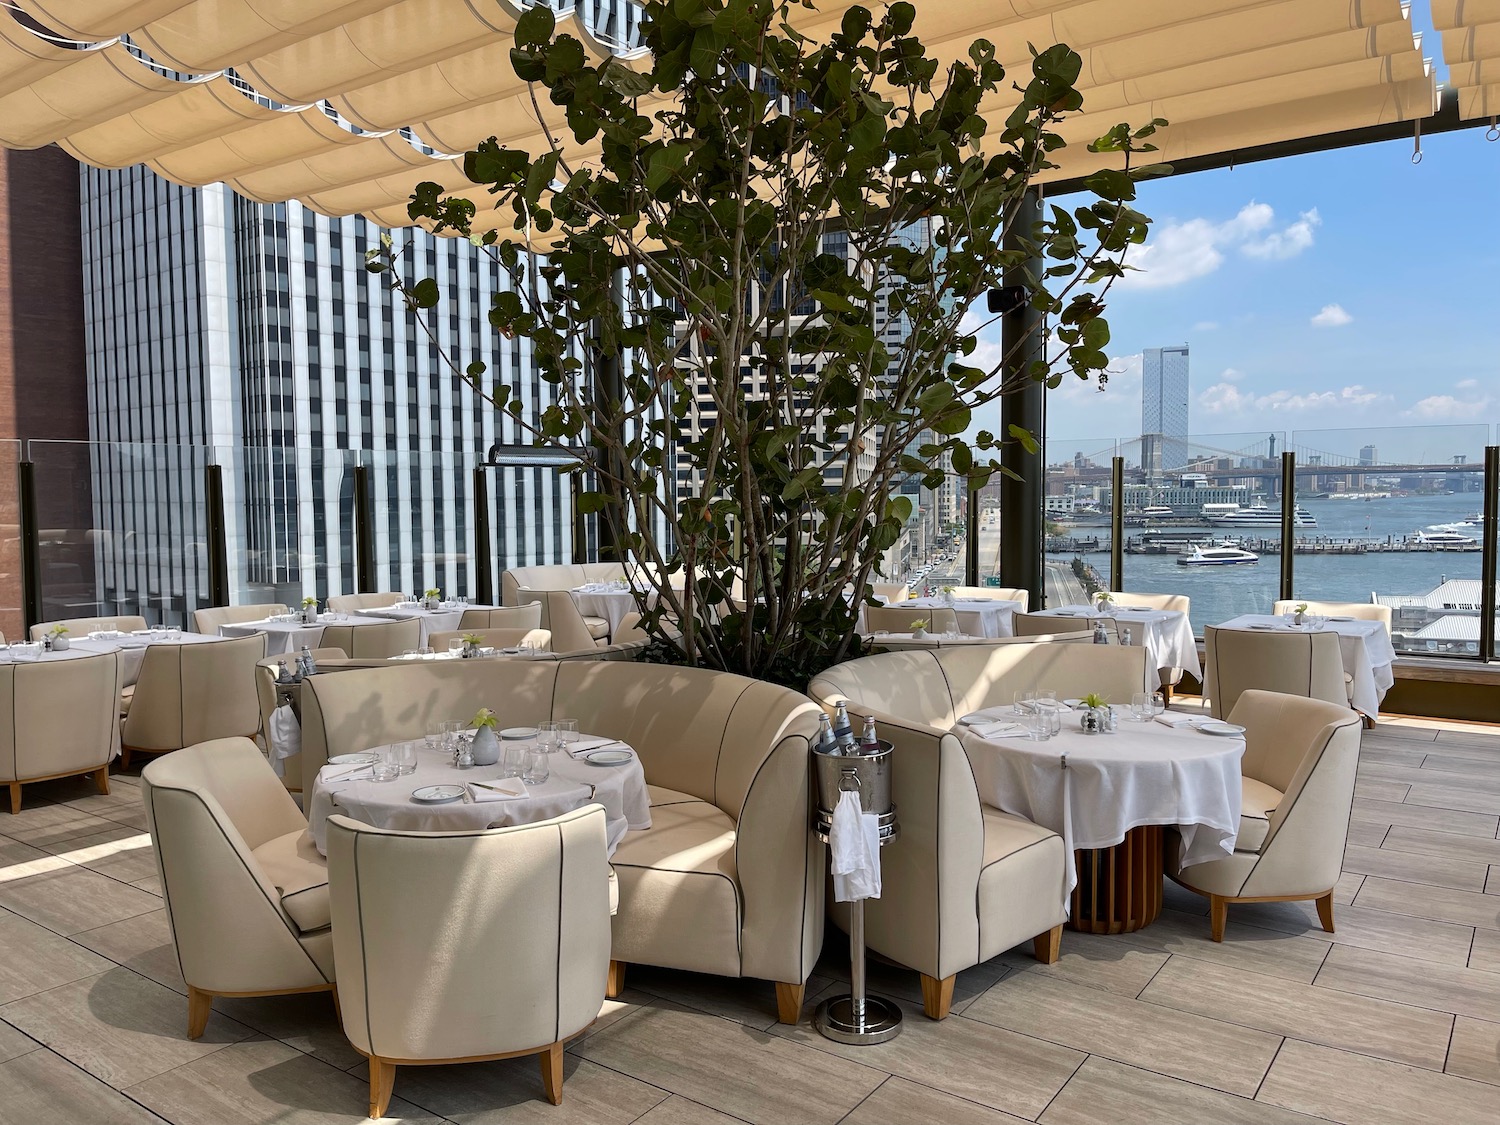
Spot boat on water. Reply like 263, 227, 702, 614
1427, 516, 1482, 534
1177, 545, 1260, 566
1412, 529, 1478, 548
1137, 505, 1176, 519
1205, 502, 1317, 529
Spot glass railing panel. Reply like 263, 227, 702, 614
1291, 425, 1491, 659
0, 441, 22, 641
1041, 437, 1116, 606
29, 439, 212, 628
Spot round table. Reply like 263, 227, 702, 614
956, 712, 1244, 933
305, 735, 652, 857
898, 597, 1021, 638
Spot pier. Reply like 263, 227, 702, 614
1043, 533, 1483, 556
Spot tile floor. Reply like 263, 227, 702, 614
1, 715, 1498, 1124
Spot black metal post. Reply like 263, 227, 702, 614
998, 189, 1046, 608
965, 484, 980, 586
472, 466, 493, 605
1110, 456, 1124, 592
1279, 451, 1296, 603
353, 464, 376, 593
571, 473, 588, 565
1481, 446, 1498, 663
18, 460, 42, 634
204, 464, 229, 608
592, 269, 628, 564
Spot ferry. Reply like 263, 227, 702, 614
1138, 505, 1176, 519
1177, 545, 1260, 566
1204, 502, 1317, 529
1412, 529, 1478, 548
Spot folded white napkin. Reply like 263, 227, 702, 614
267, 705, 301, 776
1154, 712, 1200, 728
959, 708, 1014, 726
830, 790, 881, 902
969, 720, 1030, 739
468, 777, 528, 801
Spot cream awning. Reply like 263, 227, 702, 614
0, 0, 1439, 233
1433, 0, 1500, 119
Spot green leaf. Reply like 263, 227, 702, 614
1007, 424, 1039, 454
410, 278, 440, 308
514, 4, 556, 47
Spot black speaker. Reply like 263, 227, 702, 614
986, 285, 1027, 315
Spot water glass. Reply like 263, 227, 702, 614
502, 738, 528, 779
403, 649, 418, 660
1013, 690, 1036, 716
1131, 692, 1152, 721
538, 721, 561, 755
1151, 692, 1166, 717
522, 747, 550, 785
371, 750, 400, 782
1027, 708, 1052, 741
424, 722, 444, 755
167, 626, 181, 640
554, 718, 579, 751
448, 639, 466, 658
391, 741, 417, 775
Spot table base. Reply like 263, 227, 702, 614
1068, 824, 1164, 935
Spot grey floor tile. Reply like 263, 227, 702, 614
840, 1076, 1034, 1125
1258, 1038, 1500, 1125
1352, 796, 1498, 838
1363, 722, 1440, 743
625, 964, 827, 1030
1356, 777, 1412, 801
1039, 1056, 1324, 1125
130, 875, 163, 897
0, 906, 114, 1004
1382, 825, 1500, 866
1360, 744, 1432, 767
1472, 927, 1500, 972
962, 969, 1279, 1096
1161, 878, 1210, 915
999, 925, 1169, 998
1421, 754, 1500, 781
0, 804, 124, 849
1334, 870, 1365, 904
1228, 897, 1475, 965
127, 1036, 443, 1124
0, 865, 160, 935
1125, 909, 1333, 984
1, 967, 253, 1088
0, 1047, 170, 1125
631, 1094, 749, 1125
573, 999, 886, 1125
1489, 865, 1498, 895
0, 834, 74, 882
771, 996, 1082, 1119
1315, 943, 1500, 1021
1356, 875, 1500, 929
1447, 1017, 1500, 1087
72, 910, 185, 995
1344, 843, 1490, 891
813, 947, 1008, 1017
0, 1017, 37, 1062
1406, 783, 1500, 816
1348, 820, 1391, 847
1140, 955, 1453, 1070
212, 991, 355, 1071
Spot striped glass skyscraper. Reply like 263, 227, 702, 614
1141, 344, 1190, 481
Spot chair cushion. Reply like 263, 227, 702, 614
250, 829, 330, 933
119, 685, 135, 715
583, 616, 610, 640
1237, 777, 1284, 854
976, 805, 1068, 962
609, 795, 741, 976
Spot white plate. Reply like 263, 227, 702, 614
411, 784, 466, 803
500, 727, 538, 740
1062, 698, 1083, 709
1198, 721, 1246, 737
583, 749, 634, 766
329, 752, 380, 766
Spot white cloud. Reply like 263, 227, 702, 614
1310, 303, 1353, 328
1191, 321, 1219, 332
1198, 382, 1388, 416
1456, 378, 1479, 390
1405, 393, 1493, 421
1121, 201, 1318, 290
1219, 367, 1245, 382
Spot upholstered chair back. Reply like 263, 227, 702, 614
1272, 600, 1393, 630
426, 628, 551, 652
324, 592, 403, 614
0, 652, 118, 785
501, 563, 627, 606
948, 586, 1031, 609
326, 807, 611, 1063
869, 581, 910, 603
124, 632, 266, 752
30, 615, 147, 641
516, 589, 604, 652
1012, 611, 1093, 638
1108, 591, 1191, 615
865, 605, 959, 635
318, 617, 421, 659
1204, 626, 1347, 719
458, 603, 543, 631
191, 604, 289, 635
142, 738, 330, 994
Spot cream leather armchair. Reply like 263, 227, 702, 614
191, 604, 289, 635
122, 632, 266, 769
1167, 689, 1363, 941
808, 643, 1148, 1018
300, 659, 824, 1023
871, 632, 1090, 650
458, 602, 543, 631
518, 588, 610, 651
426, 628, 551, 652
30, 614, 147, 641
0, 652, 119, 813
141, 738, 334, 1037
1273, 599, 1393, 631
500, 563, 625, 605
318, 617, 421, 658
869, 581, 910, 603
1013, 611, 1095, 638
325, 592, 402, 613
949, 586, 1030, 609
327, 807, 611, 1116
865, 605, 959, 635
1203, 625, 1349, 720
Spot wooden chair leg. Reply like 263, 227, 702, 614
93, 766, 110, 795
330, 986, 342, 1026
920, 973, 955, 1020
187, 986, 213, 1039
774, 981, 805, 1025
120, 747, 132, 771
368, 1056, 397, 1120
1032, 924, 1063, 965
7, 782, 20, 815
1315, 891, 1335, 934
1209, 894, 1228, 943
606, 960, 626, 999
539, 1041, 565, 1106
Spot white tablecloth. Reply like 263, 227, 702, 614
1213, 614, 1393, 718
957, 713, 1244, 906
896, 597, 1022, 638
569, 587, 643, 639
68, 631, 228, 686
356, 604, 485, 644
306, 736, 652, 856
1033, 606, 1201, 690
221, 615, 388, 655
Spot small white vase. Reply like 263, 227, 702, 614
471, 726, 500, 766
911, 627, 928, 640
51, 635, 69, 651
425, 596, 440, 610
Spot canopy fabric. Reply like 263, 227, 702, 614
1432, 0, 1500, 120
0, 0, 1438, 234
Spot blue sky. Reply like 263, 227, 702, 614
965, 12, 1499, 460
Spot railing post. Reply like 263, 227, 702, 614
1109, 456, 1124, 592
18, 460, 42, 634
204, 463, 229, 608
472, 466, 493, 605
1279, 451, 1296, 603
1481, 446, 1498, 663
965, 482, 980, 587
997, 189, 1046, 609
571, 473, 588, 565
353, 464, 376, 593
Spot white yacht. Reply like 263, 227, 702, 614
1412, 529, 1478, 548
1177, 544, 1260, 566
1205, 502, 1317, 529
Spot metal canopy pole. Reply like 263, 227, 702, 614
1279, 452, 1296, 603
18, 459, 42, 634
1481, 447, 1498, 663
472, 466, 493, 605
204, 464, 229, 609
998, 189, 1046, 609
1109, 456, 1124, 591
353, 464, 376, 594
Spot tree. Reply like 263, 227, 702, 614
370, 0, 1158, 687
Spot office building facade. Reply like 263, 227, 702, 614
1141, 344, 1190, 481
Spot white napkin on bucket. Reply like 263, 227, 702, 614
468, 777, 528, 801
830, 790, 881, 902
267, 704, 301, 777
